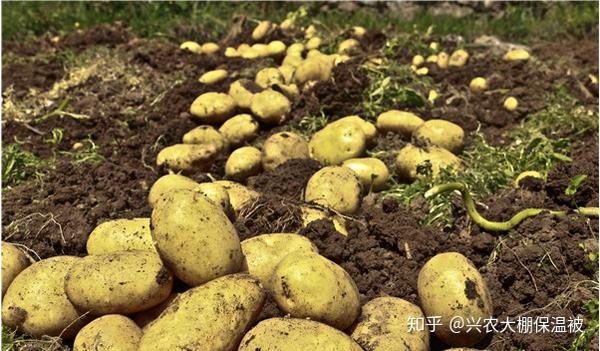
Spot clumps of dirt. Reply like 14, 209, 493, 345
235, 195, 304, 240
2, 58, 66, 96
247, 158, 321, 199
60, 22, 132, 50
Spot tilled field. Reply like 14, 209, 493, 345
2, 17, 599, 351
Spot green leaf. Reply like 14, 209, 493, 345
565, 174, 587, 196
397, 88, 425, 107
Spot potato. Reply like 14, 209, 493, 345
86, 218, 154, 255
333, 54, 351, 66
229, 79, 261, 109
469, 77, 488, 92
295, 55, 333, 84
306, 49, 324, 59
278, 65, 296, 84
300, 206, 349, 236
218, 114, 259, 147
151, 189, 243, 286
352, 26, 367, 38
131, 292, 179, 329
271, 251, 360, 330
280, 18, 294, 31
449, 49, 469, 67
305, 24, 318, 38
241, 233, 317, 289
201, 42, 220, 54
2, 256, 84, 338
415, 67, 428, 76
305, 166, 362, 214
514, 170, 544, 187
504, 96, 518, 111
261, 132, 309, 171
395, 143, 461, 181
224, 47, 239, 57
148, 173, 200, 207
437, 51, 449, 69
417, 252, 493, 347
179, 41, 202, 53
252, 20, 271, 41
306, 36, 322, 50
309, 122, 366, 166
429, 42, 439, 51
250, 89, 291, 125
428, 89, 439, 103
65, 251, 173, 315
255, 67, 285, 89
351, 297, 429, 351
190, 92, 236, 124
338, 38, 360, 54
73, 315, 141, 351
274, 82, 300, 99
503, 48, 530, 61
328, 115, 377, 144
139, 274, 265, 351
426, 54, 438, 63
239, 318, 363, 351
282, 54, 304, 67
199, 69, 228, 84
287, 42, 305, 56
413, 119, 465, 153
251, 43, 270, 57
225, 146, 263, 181
214, 180, 260, 214
2, 242, 31, 296
267, 40, 286, 56
197, 182, 235, 220
156, 144, 217, 173
182, 125, 226, 152
237, 43, 251, 54
412, 54, 425, 67
376, 110, 424, 137
342, 157, 389, 192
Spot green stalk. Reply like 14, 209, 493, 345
425, 182, 599, 232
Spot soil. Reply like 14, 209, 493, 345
2, 22, 598, 351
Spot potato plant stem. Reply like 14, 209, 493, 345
425, 182, 599, 232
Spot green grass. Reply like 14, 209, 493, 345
2, 143, 45, 188
2, 325, 67, 351
569, 298, 599, 351
2, 2, 597, 43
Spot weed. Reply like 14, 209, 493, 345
59, 138, 104, 164
35, 98, 90, 125
2, 143, 45, 188
294, 110, 328, 137
2, 325, 67, 351
569, 298, 599, 351
44, 128, 64, 145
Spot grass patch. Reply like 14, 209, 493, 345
294, 110, 329, 137
569, 298, 599, 351
2, 325, 67, 351
2, 143, 45, 188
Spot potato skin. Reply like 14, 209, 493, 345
214, 180, 260, 214
255, 67, 284, 89
239, 317, 363, 351
417, 252, 493, 347
151, 189, 243, 286
182, 125, 226, 152
2, 256, 84, 338
86, 218, 155, 255
65, 251, 173, 315
197, 182, 235, 220
131, 292, 179, 329
250, 89, 291, 125
225, 146, 263, 181
351, 297, 429, 351
261, 132, 309, 171
73, 314, 141, 351
342, 157, 389, 192
199, 69, 228, 85
395, 143, 460, 181
139, 274, 265, 351
218, 114, 259, 147
305, 166, 362, 214
1, 242, 31, 296
241, 233, 317, 290
148, 173, 201, 207
309, 122, 366, 166
156, 144, 217, 173
271, 251, 360, 330
229, 79, 260, 109
189, 92, 236, 124
413, 119, 465, 153
376, 110, 424, 137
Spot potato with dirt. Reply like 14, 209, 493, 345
328, 115, 377, 145
413, 119, 465, 153
65, 250, 173, 315
214, 180, 260, 214
73, 314, 142, 351
300, 206, 349, 236
271, 251, 361, 330
86, 218, 155, 254
241, 233, 318, 289
151, 188, 244, 286
156, 143, 217, 173
255, 67, 285, 89
218, 113, 259, 147
197, 182, 235, 220
417, 252, 493, 347
395, 143, 461, 181
239, 318, 363, 351
182, 125, 226, 152
2, 242, 31, 296
252, 20, 272, 40
229, 79, 261, 109
309, 122, 367, 166
295, 55, 333, 84
199, 69, 228, 85
139, 274, 265, 351
250, 89, 291, 125
342, 157, 390, 192
180, 41, 202, 53
449, 49, 469, 67
305, 166, 362, 214
261, 132, 309, 171
189, 92, 236, 124
351, 296, 430, 351
225, 146, 263, 181
131, 292, 179, 328
148, 173, 201, 207
376, 110, 424, 137
2, 256, 85, 338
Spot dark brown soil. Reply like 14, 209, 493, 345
2, 58, 65, 96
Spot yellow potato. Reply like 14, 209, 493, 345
251, 43, 270, 57
338, 38, 360, 54
139, 274, 265, 351
428, 89, 439, 103
282, 54, 304, 67
306, 36, 322, 50
224, 47, 239, 57
65, 251, 173, 315
190, 92, 236, 124
2, 256, 84, 338
1, 242, 31, 296
395, 143, 461, 181
305, 25, 318, 38
197, 182, 235, 220
437, 51, 449, 69
295, 55, 333, 84
328, 115, 377, 145
131, 293, 179, 329
342, 157, 389, 192
214, 180, 260, 214
250, 89, 291, 125
413, 119, 465, 153
267, 40, 286, 56
73, 315, 141, 351
201, 42, 220, 55
412, 55, 425, 67
504, 96, 518, 111
261, 132, 309, 171
179, 41, 202, 53
151, 189, 243, 286
305, 166, 362, 214
352, 26, 367, 38
376, 110, 424, 137
239, 318, 363, 351
351, 297, 429, 351
300, 206, 349, 236
271, 251, 360, 330
237, 43, 251, 54
252, 20, 272, 41
449, 49, 469, 67
503, 48, 530, 61
418, 252, 493, 347
218, 114, 259, 147
255, 67, 285, 89
280, 18, 294, 31
182, 125, 226, 152
287, 42, 305, 56
333, 54, 351, 65
156, 144, 217, 173
469, 77, 488, 92
229, 79, 261, 109
86, 218, 155, 255
426, 54, 438, 63
148, 173, 200, 207
199, 69, 228, 84
241, 233, 317, 289
274, 82, 300, 99
225, 146, 263, 181
278, 65, 296, 84
309, 122, 366, 166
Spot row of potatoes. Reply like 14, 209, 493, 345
2, 173, 492, 350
